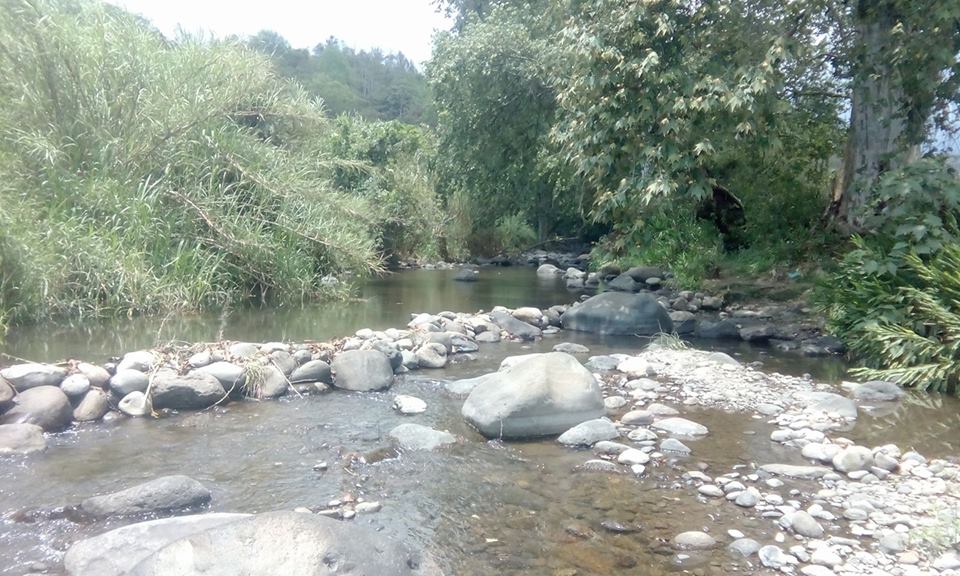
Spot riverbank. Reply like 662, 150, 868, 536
0, 286, 956, 575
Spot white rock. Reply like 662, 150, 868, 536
392, 395, 427, 415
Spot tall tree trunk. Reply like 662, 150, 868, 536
831, 1, 920, 232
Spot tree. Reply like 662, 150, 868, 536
831, 0, 960, 231
553, 1, 833, 230
428, 3, 581, 242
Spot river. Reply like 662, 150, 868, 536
1, 268, 958, 575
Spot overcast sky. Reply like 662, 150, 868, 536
106, 0, 452, 66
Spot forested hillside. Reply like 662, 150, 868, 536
246, 31, 435, 124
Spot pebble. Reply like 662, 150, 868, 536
758, 545, 795, 569
698, 485, 724, 498
734, 487, 760, 508
617, 448, 650, 466
672, 531, 717, 550
728, 538, 761, 557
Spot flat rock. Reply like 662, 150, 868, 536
562, 292, 672, 336
797, 391, 857, 419
488, 310, 541, 341
81, 475, 212, 518
553, 342, 590, 354
759, 464, 831, 479
64, 513, 251, 576
0, 363, 67, 390
127, 511, 435, 576
651, 417, 708, 437
574, 459, 626, 474
557, 418, 619, 446
851, 380, 904, 402
672, 531, 717, 550
621, 409, 654, 426
393, 395, 427, 414
0, 423, 46, 454
388, 423, 456, 451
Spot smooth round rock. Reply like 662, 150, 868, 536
0, 386, 73, 431
672, 531, 717, 550
73, 389, 110, 422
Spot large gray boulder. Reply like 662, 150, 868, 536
128, 511, 437, 576
289, 360, 332, 384
331, 350, 394, 391
80, 475, 212, 518
64, 513, 251, 576
461, 352, 604, 439
150, 373, 226, 410
488, 311, 541, 341
561, 292, 672, 336
0, 385, 73, 431
0, 363, 67, 390
0, 423, 46, 454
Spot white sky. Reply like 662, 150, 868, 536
106, 0, 452, 66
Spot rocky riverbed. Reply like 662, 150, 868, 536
0, 284, 957, 575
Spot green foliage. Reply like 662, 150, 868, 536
821, 159, 960, 392
590, 204, 725, 289
429, 3, 584, 243
248, 33, 435, 124
0, 0, 399, 324
494, 213, 537, 256
846, 246, 960, 393
323, 116, 447, 261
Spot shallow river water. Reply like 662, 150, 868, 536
1, 268, 958, 575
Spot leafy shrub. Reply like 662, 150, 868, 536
591, 203, 724, 289
324, 116, 446, 262
494, 213, 537, 256
846, 246, 960, 393
821, 158, 960, 393
0, 0, 400, 324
